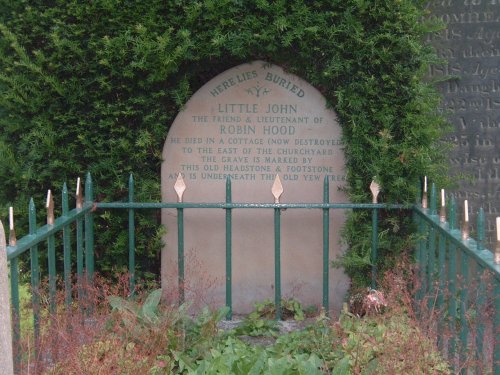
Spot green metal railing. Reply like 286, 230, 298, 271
414, 182, 500, 374
3, 173, 499, 374
5, 174, 95, 373
96, 174, 403, 320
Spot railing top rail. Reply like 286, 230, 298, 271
96, 202, 411, 210
6, 205, 92, 260
413, 205, 500, 281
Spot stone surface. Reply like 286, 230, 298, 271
426, 1, 500, 245
0, 221, 14, 375
161, 61, 349, 313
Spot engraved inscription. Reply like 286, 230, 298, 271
162, 66, 345, 185
427, 0, 500, 245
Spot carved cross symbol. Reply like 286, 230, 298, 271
246, 85, 270, 98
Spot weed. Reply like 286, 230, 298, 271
14, 262, 461, 374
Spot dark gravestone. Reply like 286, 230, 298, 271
426, 0, 500, 244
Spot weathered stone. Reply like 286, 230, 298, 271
426, 1, 500, 245
161, 61, 349, 313
0, 221, 14, 375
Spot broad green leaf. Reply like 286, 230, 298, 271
332, 356, 351, 375
142, 288, 162, 322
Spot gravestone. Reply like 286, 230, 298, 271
161, 61, 349, 313
426, 1, 500, 244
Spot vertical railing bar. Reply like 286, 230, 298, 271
416, 216, 426, 308
272, 175, 283, 321
29, 198, 40, 363
459, 251, 469, 373
448, 196, 457, 371
475, 265, 486, 372
448, 196, 458, 371
447, 242, 457, 371
76, 216, 84, 301
427, 226, 436, 310
274, 206, 281, 320
76, 173, 84, 312
322, 176, 329, 312
225, 176, 232, 320
427, 184, 437, 311
84, 173, 94, 317
430, 183, 437, 216
45, 188, 57, 318
177, 206, 184, 305
47, 234, 57, 315
371, 208, 378, 289
10, 257, 20, 373
475, 208, 486, 371
128, 174, 135, 296
447, 197, 457, 369
369, 180, 381, 290
46, 189, 57, 315
423, 221, 429, 302
413, 209, 421, 310
84, 172, 95, 284
62, 183, 72, 307
437, 232, 446, 351
174, 173, 186, 306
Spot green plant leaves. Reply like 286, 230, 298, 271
332, 356, 351, 375
142, 288, 162, 323
55, 292, 453, 374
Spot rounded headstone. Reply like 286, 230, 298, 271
161, 61, 348, 313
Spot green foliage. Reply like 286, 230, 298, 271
109, 288, 162, 327
46, 290, 451, 374
0, 1, 449, 284
184, 336, 325, 375
147, 303, 451, 374
249, 298, 305, 321
233, 298, 309, 336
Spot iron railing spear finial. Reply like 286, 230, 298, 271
422, 176, 428, 209
370, 179, 380, 204
76, 177, 83, 209
461, 199, 469, 240
272, 174, 284, 204
9, 206, 16, 246
174, 173, 187, 203
46, 190, 54, 225
439, 189, 446, 223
